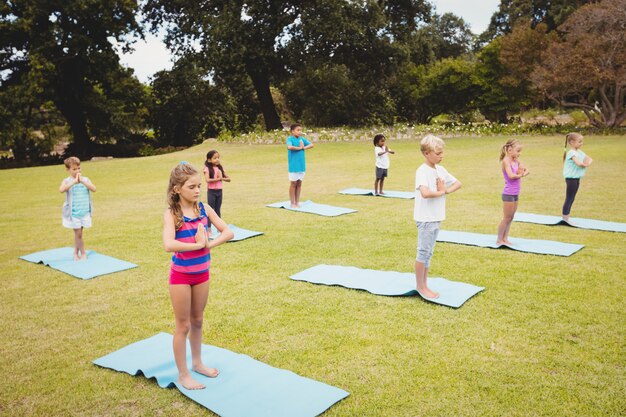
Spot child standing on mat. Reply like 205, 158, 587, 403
286, 123, 314, 208
496, 139, 529, 245
59, 156, 96, 261
163, 162, 233, 390
203, 150, 230, 218
374, 134, 395, 195
562, 132, 592, 221
414, 135, 461, 299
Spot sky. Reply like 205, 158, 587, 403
119, 1, 501, 84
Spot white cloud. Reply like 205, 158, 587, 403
118, 32, 174, 83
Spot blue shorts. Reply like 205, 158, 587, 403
416, 221, 441, 267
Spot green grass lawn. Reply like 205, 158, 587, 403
1, 134, 624, 416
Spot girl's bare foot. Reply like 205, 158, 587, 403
503, 240, 513, 245
179, 374, 205, 390
192, 364, 219, 378
418, 287, 439, 299
73, 254, 80, 261
562, 215, 570, 222
496, 240, 505, 246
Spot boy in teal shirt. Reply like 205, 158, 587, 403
286, 123, 314, 208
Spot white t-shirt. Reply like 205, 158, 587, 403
375, 146, 390, 169
413, 163, 458, 222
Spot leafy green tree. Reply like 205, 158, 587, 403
422, 13, 473, 60
149, 57, 239, 146
145, 0, 439, 128
144, 0, 301, 130
390, 58, 479, 124
472, 40, 514, 123
1, 0, 147, 158
473, 29, 549, 123
283, 0, 435, 125
284, 64, 361, 126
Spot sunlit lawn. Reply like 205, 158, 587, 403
0, 134, 624, 416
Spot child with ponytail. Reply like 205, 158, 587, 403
562, 133, 592, 221
497, 139, 529, 245
163, 162, 233, 390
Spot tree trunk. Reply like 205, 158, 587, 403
53, 64, 93, 157
13, 105, 34, 161
247, 68, 283, 131
56, 101, 92, 157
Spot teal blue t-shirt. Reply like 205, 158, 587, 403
563, 149, 587, 179
286, 135, 311, 173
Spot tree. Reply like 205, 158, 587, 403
0, 0, 147, 158
0, 66, 45, 161
149, 57, 239, 146
283, 64, 361, 126
145, 1, 439, 129
531, 0, 626, 127
479, 0, 592, 43
472, 24, 552, 122
390, 58, 479, 124
282, 0, 435, 125
422, 13, 473, 60
144, 0, 301, 131
473, 39, 518, 123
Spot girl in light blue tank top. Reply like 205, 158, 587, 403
562, 133, 592, 220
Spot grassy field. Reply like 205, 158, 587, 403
0, 134, 624, 417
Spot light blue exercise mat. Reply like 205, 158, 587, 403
210, 224, 263, 241
436, 230, 584, 257
290, 264, 484, 308
339, 187, 415, 199
94, 333, 349, 417
20, 247, 137, 279
514, 212, 626, 233
266, 200, 357, 216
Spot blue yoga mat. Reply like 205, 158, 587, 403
94, 333, 348, 417
210, 224, 263, 241
514, 212, 626, 233
290, 264, 484, 308
436, 230, 584, 257
339, 187, 415, 199
20, 247, 137, 279
266, 200, 357, 216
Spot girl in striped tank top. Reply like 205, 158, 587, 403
497, 139, 529, 245
163, 162, 233, 390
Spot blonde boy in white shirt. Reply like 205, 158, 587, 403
414, 135, 462, 298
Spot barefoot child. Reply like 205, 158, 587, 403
59, 156, 96, 260
414, 135, 461, 299
496, 139, 529, 245
163, 162, 233, 390
374, 134, 395, 195
203, 149, 231, 218
562, 133, 592, 221
286, 123, 314, 208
